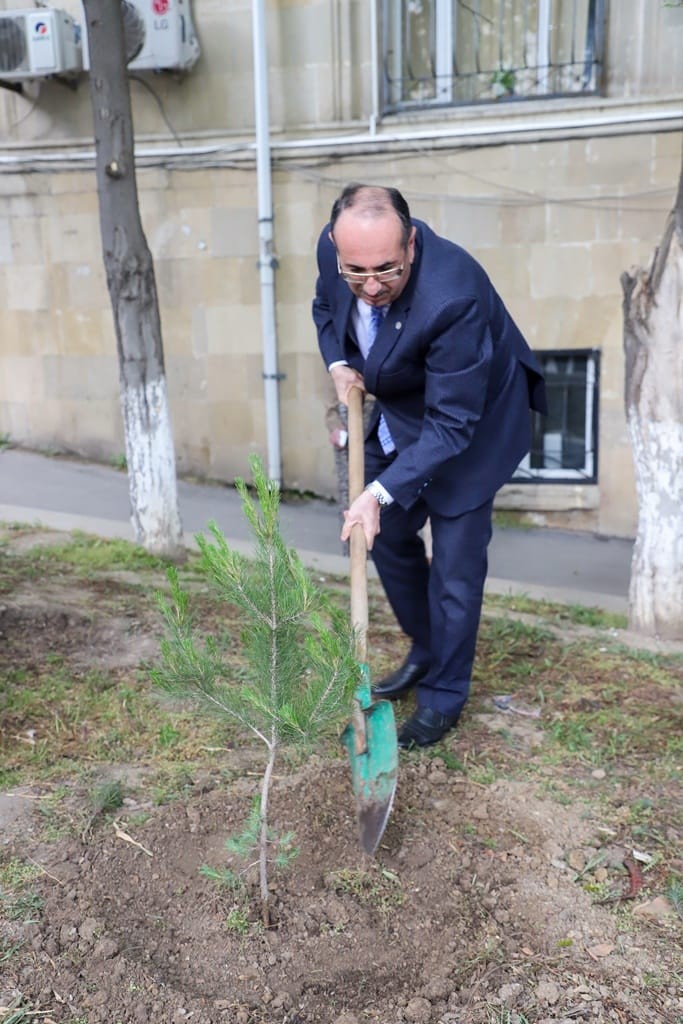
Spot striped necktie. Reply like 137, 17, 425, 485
367, 305, 396, 455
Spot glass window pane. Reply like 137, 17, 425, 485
517, 350, 597, 481
381, 0, 604, 111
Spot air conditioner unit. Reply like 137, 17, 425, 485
0, 8, 82, 81
81, 0, 200, 73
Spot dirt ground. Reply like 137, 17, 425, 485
1, 527, 682, 1024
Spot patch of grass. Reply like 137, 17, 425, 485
151, 765, 196, 805
81, 779, 125, 839
492, 510, 536, 530
0, 858, 43, 924
484, 591, 627, 631
466, 759, 498, 786
1, 657, 230, 784
426, 748, 465, 771
326, 865, 405, 911
22, 531, 168, 573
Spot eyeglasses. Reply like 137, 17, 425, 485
336, 252, 405, 285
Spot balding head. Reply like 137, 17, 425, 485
330, 184, 412, 247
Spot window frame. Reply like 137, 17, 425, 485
514, 347, 600, 485
380, 0, 607, 115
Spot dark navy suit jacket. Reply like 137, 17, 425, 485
313, 219, 547, 517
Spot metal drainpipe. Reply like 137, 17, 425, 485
252, 0, 282, 486
369, 0, 379, 135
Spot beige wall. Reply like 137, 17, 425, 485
0, 0, 681, 145
0, 0, 681, 538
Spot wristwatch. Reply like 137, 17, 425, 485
366, 481, 389, 506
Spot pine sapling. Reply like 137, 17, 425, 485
152, 455, 359, 925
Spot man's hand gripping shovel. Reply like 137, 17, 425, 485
340, 386, 399, 856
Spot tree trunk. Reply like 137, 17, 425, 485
83, 0, 184, 559
621, 156, 683, 639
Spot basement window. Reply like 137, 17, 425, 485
514, 349, 599, 483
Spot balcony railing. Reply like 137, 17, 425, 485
381, 0, 606, 113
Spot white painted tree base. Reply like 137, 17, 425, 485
624, 218, 683, 639
121, 377, 184, 558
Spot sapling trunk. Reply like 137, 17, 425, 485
259, 731, 277, 927
152, 455, 359, 925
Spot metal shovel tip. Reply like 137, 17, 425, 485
357, 780, 397, 856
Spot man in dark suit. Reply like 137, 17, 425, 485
313, 184, 546, 748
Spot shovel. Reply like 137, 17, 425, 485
340, 386, 399, 856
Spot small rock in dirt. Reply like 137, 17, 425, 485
633, 896, 674, 920
402, 843, 436, 869
602, 845, 627, 868
567, 848, 585, 872
93, 936, 119, 959
325, 897, 350, 929
497, 982, 523, 1004
536, 980, 561, 1005
421, 975, 452, 1001
78, 916, 103, 943
405, 996, 433, 1023
333, 1013, 361, 1024
59, 924, 78, 946
271, 991, 292, 1011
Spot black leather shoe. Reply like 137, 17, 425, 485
371, 660, 429, 700
397, 707, 460, 749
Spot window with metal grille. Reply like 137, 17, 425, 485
381, 0, 605, 112
514, 349, 599, 482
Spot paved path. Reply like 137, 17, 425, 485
0, 448, 633, 613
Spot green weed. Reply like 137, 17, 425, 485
156, 723, 181, 748
0, 998, 34, 1024
665, 876, 683, 919
326, 866, 405, 911
0, 938, 24, 964
225, 907, 251, 934
487, 1010, 530, 1024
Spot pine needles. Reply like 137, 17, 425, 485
152, 455, 359, 924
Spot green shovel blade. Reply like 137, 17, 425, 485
341, 665, 399, 856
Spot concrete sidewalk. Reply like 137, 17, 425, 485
0, 447, 633, 613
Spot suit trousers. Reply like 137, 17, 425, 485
366, 440, 493, 719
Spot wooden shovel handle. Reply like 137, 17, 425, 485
347, 387, 368, 663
